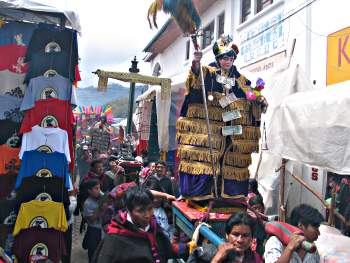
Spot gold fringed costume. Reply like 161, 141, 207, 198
177, 65, 263, 201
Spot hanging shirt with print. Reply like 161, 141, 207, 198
0, 144, 20, 174
0, 44, 28, 73
0, 70, 26, 98
0, 21, 37, 46
15, 150, 70, 189
19, 125, 71, 163
13, 227, 66, 263
0, 95, 23, 123
20, 74, 77, 111
13, 200, 68, 236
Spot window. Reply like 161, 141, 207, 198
257, 0, 273, 13
202, 21, 215, 49
185, 40, 190, 61
241, 0, 251, 23
218, 12, 225, 38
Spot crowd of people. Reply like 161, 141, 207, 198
70, 145, 329, 263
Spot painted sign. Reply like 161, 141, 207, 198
327, 26, 350, 85
239, 13, 285, 66
241, 51, 286, 73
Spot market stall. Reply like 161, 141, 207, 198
0, 1, 80, 261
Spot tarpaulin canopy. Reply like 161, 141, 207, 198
267, 81, 350, 174
0, 0, 81, 33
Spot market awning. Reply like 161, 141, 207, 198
0, 0, 81, 33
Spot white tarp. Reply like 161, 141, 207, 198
248, 59, 314, 213
0, 0, 81, 33
267, 81, 350, 174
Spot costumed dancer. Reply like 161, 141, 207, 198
176, 35, 268, 211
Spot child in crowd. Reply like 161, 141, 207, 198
82, 179, 108, 262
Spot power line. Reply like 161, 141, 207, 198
242, 0, 319, 43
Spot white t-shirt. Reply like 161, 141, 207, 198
153, 207, 174, 239
264, 236, 320, 263
19, 125, 71, 162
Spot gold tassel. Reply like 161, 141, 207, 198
176, 117, 223, 135
176, 133, 224, 151
187, 104, 224, 121
177, 145, 221, 163
179, 161, 220, 175
232, 140, 259, 153
252, 102, 262, 121
222, 166, 250, 181
185, 66, 216, 95
231, 112, 253, 126
208, 92, 225, 107
228, 99, 251, 111
233, 126, 261, 140
224, 152, 252, 168
97, 76, 108, 91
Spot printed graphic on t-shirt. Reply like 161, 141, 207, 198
35, 192, 52, 201
3, 211, 17, 225
36, 145, 53, 153
29, 216, 48, 228
43, 69, 58, 78
45, 41, 61, 53
5, 86, 24, 98
5, 157, 20, 172
41, 87, 58, 99
41, 115, 58, 128
29, 243, 49, 262
36, 169, 53, 178
4, 107, 23, 122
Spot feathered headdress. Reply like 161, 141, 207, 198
147, 0, 201, 34
212, 35, 239, 59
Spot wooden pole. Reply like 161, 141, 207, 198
328, 185, 336, 226
279, 159, 287, 222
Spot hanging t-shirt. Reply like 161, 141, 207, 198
13, 227, 66, 263
20, 98, 74, 133
15, 150, 70, 189
19, 125, 71, 162
16, 176, 69, 206
0, 144, 20, 174
0, 21, 37, 46
0, 70, 26, 98
0, 199, 17, 226
0, 95, 23, 123
24, 51, 76, 84
13, 200, 68, 236
20, 74, 77, 111
25, 24, 78, 66
0, 173, 17, 199
0, 120, 21, 145
0, 44, 28, 73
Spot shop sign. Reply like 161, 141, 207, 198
241, 51, 286, 73
327, 26, 350, 85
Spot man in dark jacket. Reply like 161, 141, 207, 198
95, 187, 176, 263
144, 161, 174, 196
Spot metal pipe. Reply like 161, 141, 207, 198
199, 225, 224, 247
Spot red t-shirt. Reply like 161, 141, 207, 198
20, 98, 75, 170
0, 44, 28, 73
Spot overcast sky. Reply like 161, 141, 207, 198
36, 0, 167, 87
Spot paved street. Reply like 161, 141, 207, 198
71, 216, 89, 263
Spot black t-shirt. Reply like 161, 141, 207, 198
0, 198, 17, 225
0, 173, 17, 199
0, 120, 21, 145
16, 176, 71, 221
16, 176, 69, 205
12, 227, 66, 263
24, 51, 76, 83
25, 24, 78, 66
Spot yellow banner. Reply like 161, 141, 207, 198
327, 27, 350, 85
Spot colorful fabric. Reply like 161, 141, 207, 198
0, 95, 23, 123
0, 70, 26, 98
179, 172, 213, 199
0, 21, 37, 46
